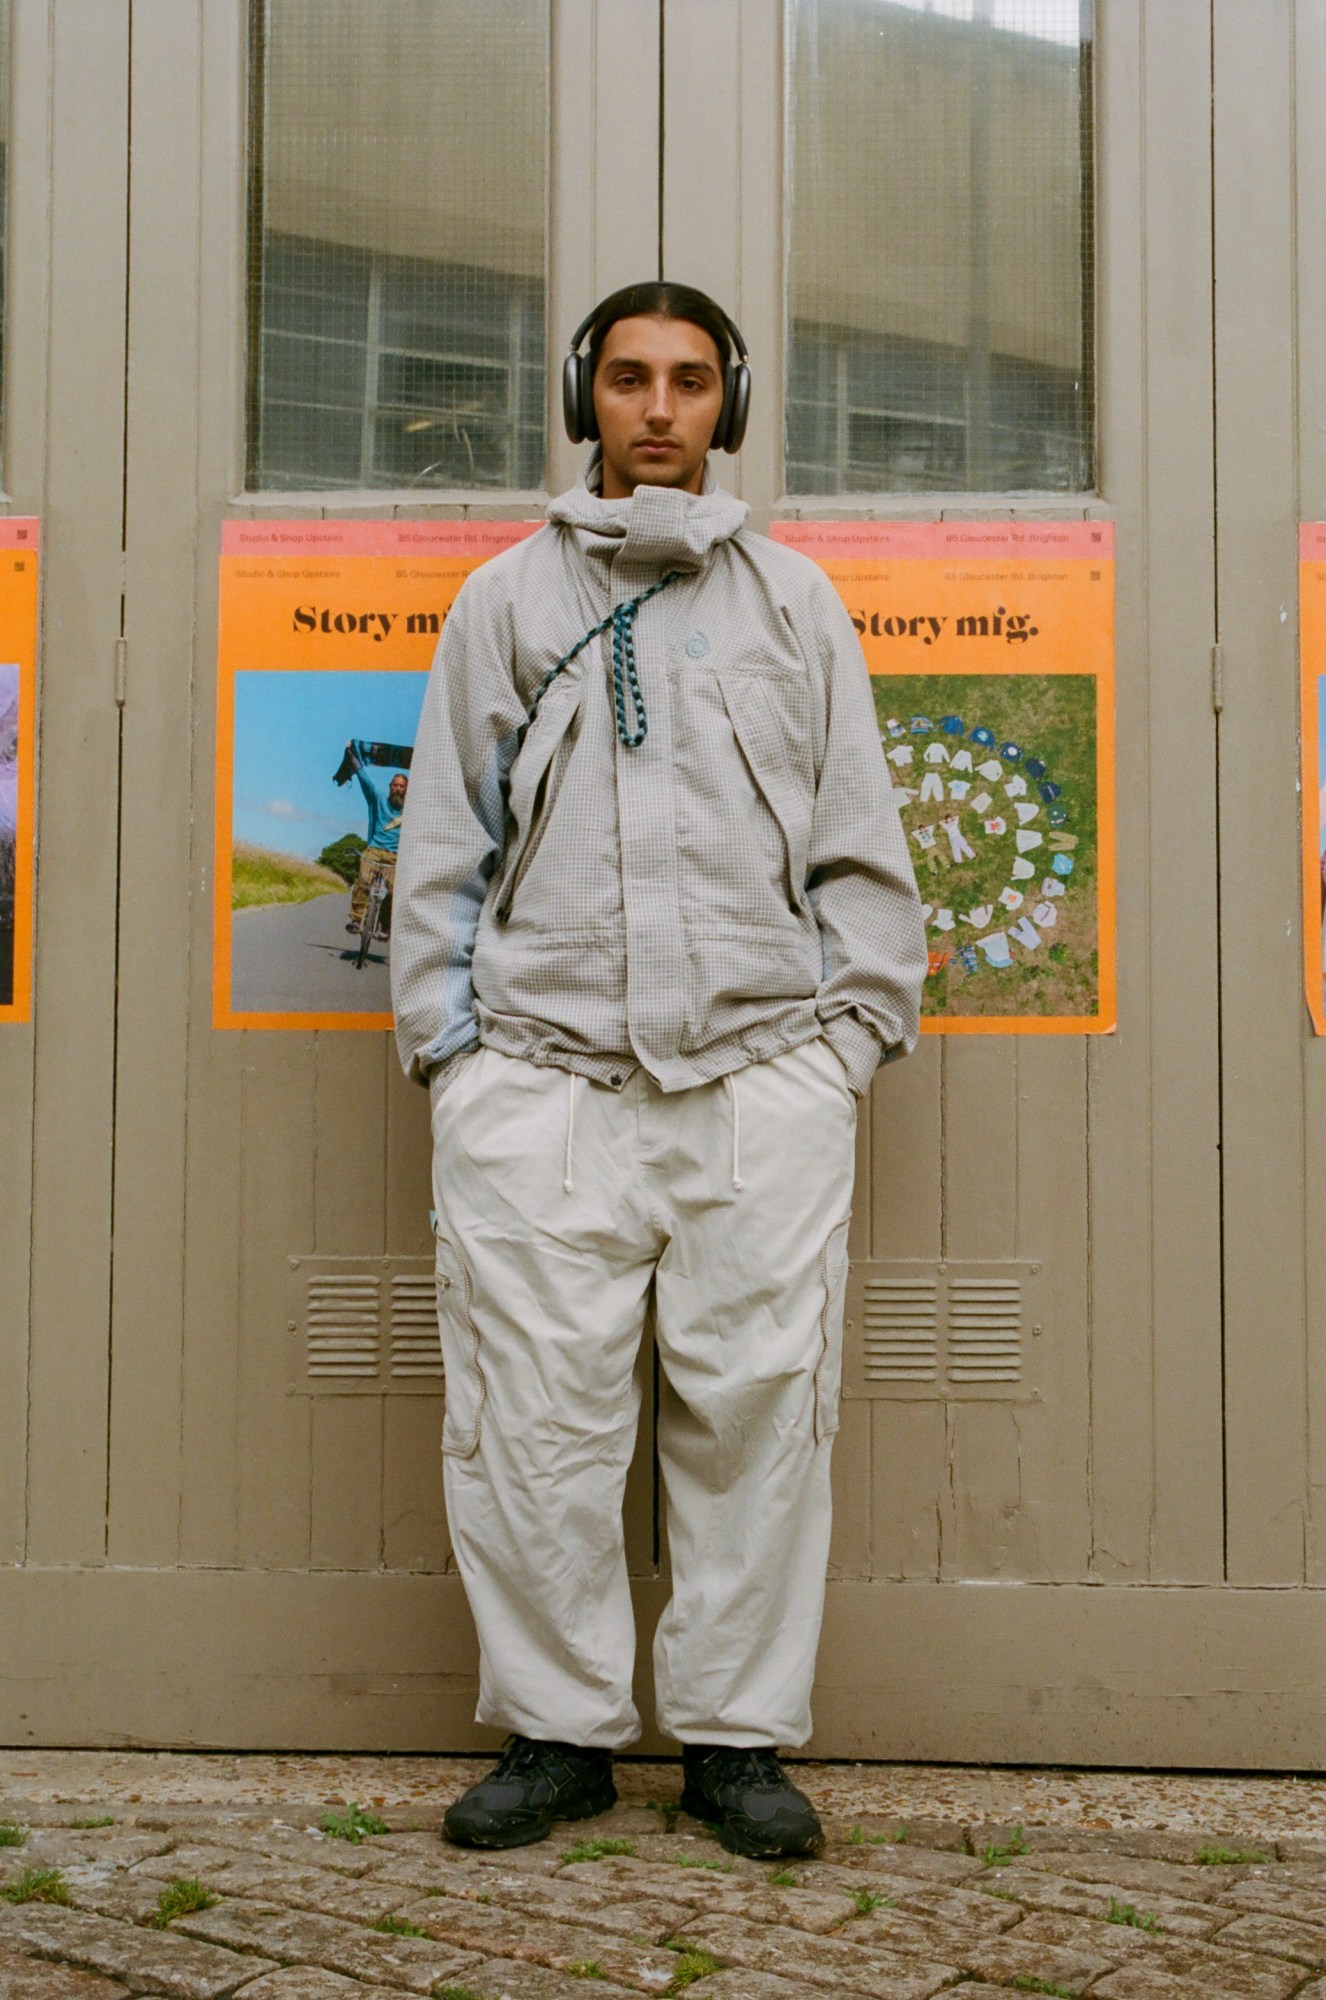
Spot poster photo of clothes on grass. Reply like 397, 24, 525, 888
1298, 525, 1326, 1035
0, 521, 40, 1025
774, 520, 1116, 1032
213, 519, 537, 1029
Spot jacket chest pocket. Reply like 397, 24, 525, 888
493, 685, 582, 922
717, 670, 814, 915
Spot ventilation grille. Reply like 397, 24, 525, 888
390, 1272, 444, 1380
289, 1257, 440, 1395
845, 1261, 1043, 1401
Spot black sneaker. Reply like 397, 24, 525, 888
681, 1745, 824, 1859
442, 1736, 617, 1849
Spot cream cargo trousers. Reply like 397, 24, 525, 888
429, 1037, 858, 1751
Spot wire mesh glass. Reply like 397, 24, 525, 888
247, 0, 548, 493
786, 0, 1094, 495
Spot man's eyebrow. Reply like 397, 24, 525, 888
602, 354, 720, 376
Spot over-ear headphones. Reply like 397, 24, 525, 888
562, 288, 752, 454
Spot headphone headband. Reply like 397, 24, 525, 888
562, 288, 751, 454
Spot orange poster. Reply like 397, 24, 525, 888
773, 521, 1116, 1033
214, 519, 538, 1030
1299, 526, 1326, 1034
0, 520, 41, 1025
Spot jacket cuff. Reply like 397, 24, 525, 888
820, 1015, 884, 1096
424, 1043, 479, 1097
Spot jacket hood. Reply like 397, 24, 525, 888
546, 447, 749, 574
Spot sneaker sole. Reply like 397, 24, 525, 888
443, 1780, 618, 1850
679, 1782, 824, 1860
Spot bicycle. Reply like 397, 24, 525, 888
354, 863, 391, 970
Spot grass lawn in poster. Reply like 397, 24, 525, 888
0, 522, 40, 1024
771, 519, 1116, 1033
214, 519, 538, 1029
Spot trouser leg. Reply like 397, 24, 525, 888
431, 1050, 659, 1748
649, 1038, 858, 1747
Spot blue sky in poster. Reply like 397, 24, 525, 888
233, 669, 428, 861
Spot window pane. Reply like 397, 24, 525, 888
786, 0, 1094, 495
247, 0, 549, 493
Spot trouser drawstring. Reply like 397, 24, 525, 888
723, 1073, 744, 1192
563, 1072, 580, 1194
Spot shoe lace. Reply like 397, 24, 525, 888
701, 1747, 785, 1790
490, 1736, 548, 1780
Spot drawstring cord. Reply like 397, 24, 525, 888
722, 1073, 744, 1193
563, 1071, 580, 1194
527, 570, 683, 749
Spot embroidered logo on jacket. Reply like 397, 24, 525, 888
684, 631, 711, 660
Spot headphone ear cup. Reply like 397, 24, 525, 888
562, 353, 586, 443
578, 354, 599, 442
723, 364, 751, 454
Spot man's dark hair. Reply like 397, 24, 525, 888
586, 282, 733, 381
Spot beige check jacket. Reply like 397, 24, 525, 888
391, 464, 927, 1097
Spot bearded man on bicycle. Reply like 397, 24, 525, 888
392, 282, 925, 1860
343, 739, 408, 940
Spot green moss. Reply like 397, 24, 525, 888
561, 1837, 635, 1864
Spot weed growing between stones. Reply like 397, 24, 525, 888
152, 1879, 218, 1928
768, 1868, 797, 1887
847, 1825, 866, 1845
848, 1888, 889, 1915
561, 1837, 636, 1864
980, 1826, 1031, 1865
568, 1962, 605, 1978
665, 1943, 722, 1991
1108, 1898, 1161, 1931
672, 1854, 733, 1873
0, 1824, 24, 1847
320, 1802, 389, 1843
433, 1987, 481, 2000
1011, 1981, 1076, 1998
872, 1824, 908, 1844
3, 1868, 70, 1905
374, 1915, 430, 1937
1197, 1846, 1267, 1865
71, 1818, 115, 1830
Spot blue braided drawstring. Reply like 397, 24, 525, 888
527, 570, 682, 749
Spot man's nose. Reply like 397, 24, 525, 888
644, 376, 675, 427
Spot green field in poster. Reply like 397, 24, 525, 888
875, 673, 1099, 1020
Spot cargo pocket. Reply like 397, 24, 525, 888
814, 1218, 851, 1444
717, 672, 812, 915
434, 1232, 486, 1458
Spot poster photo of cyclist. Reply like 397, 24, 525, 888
220, 667, 426, 1025
212, 517, 538, 1029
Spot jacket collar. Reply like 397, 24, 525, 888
545, 448, 749, 575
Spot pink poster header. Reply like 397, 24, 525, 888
221, 519, 542, 559
0, 518, 40, 551
1300, 523, 1326, 561
771, 520, 1114, 562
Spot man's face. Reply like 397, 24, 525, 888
389, 774, 408, 810
592, 315, 726, 499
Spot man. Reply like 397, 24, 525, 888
342, 739, 408, 938
392, 282, 926, 1858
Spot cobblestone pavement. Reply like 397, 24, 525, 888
2, 1757, 1326, 1998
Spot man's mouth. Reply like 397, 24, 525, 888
634, 439, 681, 454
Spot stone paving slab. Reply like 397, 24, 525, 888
173, 1901, 483, 1994
0, 1903, 276, 1997
0, 1947, 133, 1999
